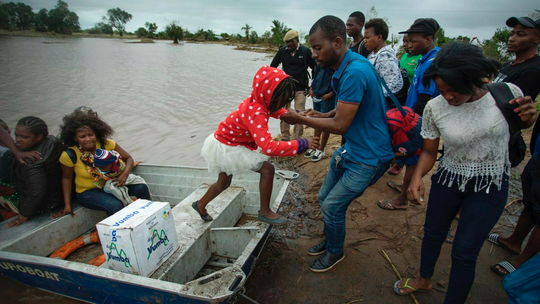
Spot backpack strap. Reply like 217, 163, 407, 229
65, 148, 77, 165
353, 59, 407, 118
486, 83, 521, 133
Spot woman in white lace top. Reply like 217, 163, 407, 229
393, 43, 537, 303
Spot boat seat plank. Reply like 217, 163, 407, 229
150, 186, 245, 283
0, 202, 107, 257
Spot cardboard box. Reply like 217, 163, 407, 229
96, 199, 179, 277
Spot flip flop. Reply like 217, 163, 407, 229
487, 233, 521, 254
386, 181, 402, 193
393, 278, 428, 296
257, 212, 288, 225
377, 200, 407, 211
444, 231, 455, 244
491, 261, 517, 276
276, 170, 299, 180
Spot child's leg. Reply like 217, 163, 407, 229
196, 172, 232, 216
257, 162, 281, 219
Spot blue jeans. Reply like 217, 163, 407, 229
318, 146, 391, 255
77, 184, 151, 216
421, 171, 508, 304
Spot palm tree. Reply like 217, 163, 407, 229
241, 23, 252, 43
270, 20, 290, 46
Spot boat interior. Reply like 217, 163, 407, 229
0, 164, 290, 300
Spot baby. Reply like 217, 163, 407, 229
93, 149, 125, 181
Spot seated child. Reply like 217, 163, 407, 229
93, 149, 147, 206
193, 65, 319, 225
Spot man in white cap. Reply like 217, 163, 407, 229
271, 29, 315, 141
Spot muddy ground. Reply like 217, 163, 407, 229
1, 129, 529, 304
238, 129, 528, 304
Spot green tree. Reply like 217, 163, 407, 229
434, 27, 450, 47
145, 21, 157, 38
0, 2, 15, 30
249, 30, 258, 44
241, 23, 252, 42
34, 8, 48, 32
165, 21, 183, 44
104, 7, 132, 37
270, 20, 290, 46
47, 1, 80, 34
482, 28, 512, 63
135, 27, 147, 38
12, 2, 34, 30
366, 6, 391, 29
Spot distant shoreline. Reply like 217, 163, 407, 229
0, 29, 277, 55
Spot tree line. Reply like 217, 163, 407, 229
0, 1, 516, 62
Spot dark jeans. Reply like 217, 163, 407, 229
421, 171, 508, 304
318, 146, 391, 255
76, 184, 151, 216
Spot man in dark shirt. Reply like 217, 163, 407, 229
346, 11, 371, 58
271, 30, 315, 140
490, 9, 540, 278
493, 9, 540, 153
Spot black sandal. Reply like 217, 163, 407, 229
192, 201, 213, 222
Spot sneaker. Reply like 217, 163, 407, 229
388, 164, 403, 175
309, 251, 345, 273
307, 239, 327, 256
311, 150, 325, 162
304, 149, 315, 158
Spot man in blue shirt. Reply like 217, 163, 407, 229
400, 18, 441, 116
379, 18, 441, 212
282, 15, 394, 272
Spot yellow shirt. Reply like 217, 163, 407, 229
59, 139, 116, 193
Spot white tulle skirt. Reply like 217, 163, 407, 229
201, 134, 268, 176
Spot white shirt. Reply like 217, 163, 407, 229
421, 83, 523, 192
368, 45, 403, 97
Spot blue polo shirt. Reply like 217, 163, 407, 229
405, 47, 441, 110
332, 50, 394, 166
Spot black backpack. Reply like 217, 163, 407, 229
486, 82, 526, 167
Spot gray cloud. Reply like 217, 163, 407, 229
24, 0, 538, 41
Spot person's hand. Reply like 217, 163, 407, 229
407, 176, 425, 205
281, 108, 301, 124
511, 96, 537, 124
13, 150, 41, 165
305, 108, 325, 118
307, 137, 320, 150
309, 87, 315, 98
115, 173, 128, 187
52, 206, 74, 219
133, 161, 143, 168
303, 89, 310, 96
322, 92, 333, 101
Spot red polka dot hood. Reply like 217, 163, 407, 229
213, 65, 305, 156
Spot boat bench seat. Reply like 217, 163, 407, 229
0, 201, 107, 257
150, 185, 245, 284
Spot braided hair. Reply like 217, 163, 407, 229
17, 116, 48, 138
59, 112, 114, 147
267, 76, 296, 113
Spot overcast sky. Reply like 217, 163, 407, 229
23, 0, 538, 41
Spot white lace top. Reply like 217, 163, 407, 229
368, 45, 403, 97
421, 83, 523, 193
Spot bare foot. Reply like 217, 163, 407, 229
6, 215, 28, 228
396, 277, 432, 295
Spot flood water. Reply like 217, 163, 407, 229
0, 36, 296, 167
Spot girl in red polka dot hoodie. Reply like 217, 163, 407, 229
193, 65, 319, 225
